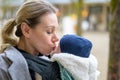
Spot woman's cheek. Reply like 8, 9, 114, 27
47, 36, 53, 44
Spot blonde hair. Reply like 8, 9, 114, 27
1, 0, 56, 51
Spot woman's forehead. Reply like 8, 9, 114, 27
39, 13, 58, 27
40, 13, 57, 22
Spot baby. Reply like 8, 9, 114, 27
51, 34, 100, 80
52, 34, 92, 58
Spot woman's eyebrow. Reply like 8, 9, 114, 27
45, 25, 56, 28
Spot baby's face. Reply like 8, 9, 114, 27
51, 43, 61, 54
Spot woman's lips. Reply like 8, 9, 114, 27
53, 46, 56, 50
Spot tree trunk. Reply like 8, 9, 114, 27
71, 0, 83, 36
108, 0, 120, 80
76, 0, 83, 36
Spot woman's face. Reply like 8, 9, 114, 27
28, 13, 59, 55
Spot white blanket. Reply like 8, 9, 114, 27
51, 53, 100, 80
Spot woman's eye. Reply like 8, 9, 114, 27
47, 32, 51, 34
47, 31, 53, 34
47, 29, 54, 34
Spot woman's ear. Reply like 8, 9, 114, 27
21, 22, 31, 38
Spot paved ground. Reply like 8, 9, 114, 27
83, 31, 109, 80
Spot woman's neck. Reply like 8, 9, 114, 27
17, 37, 39, 56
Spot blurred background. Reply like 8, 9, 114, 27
0, 0, 119, 80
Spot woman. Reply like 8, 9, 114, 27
0, 0, 60, 80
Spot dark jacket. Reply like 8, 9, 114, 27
0, 46, 61, 80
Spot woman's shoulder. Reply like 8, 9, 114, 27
0, 46, 27, 64
0, 46, 19, 64
0, 49, 10, 72
0, 44, 11, 52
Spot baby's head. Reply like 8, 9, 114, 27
53, 34, 92, 58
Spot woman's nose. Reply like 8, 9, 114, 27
52, 34, 59, 43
